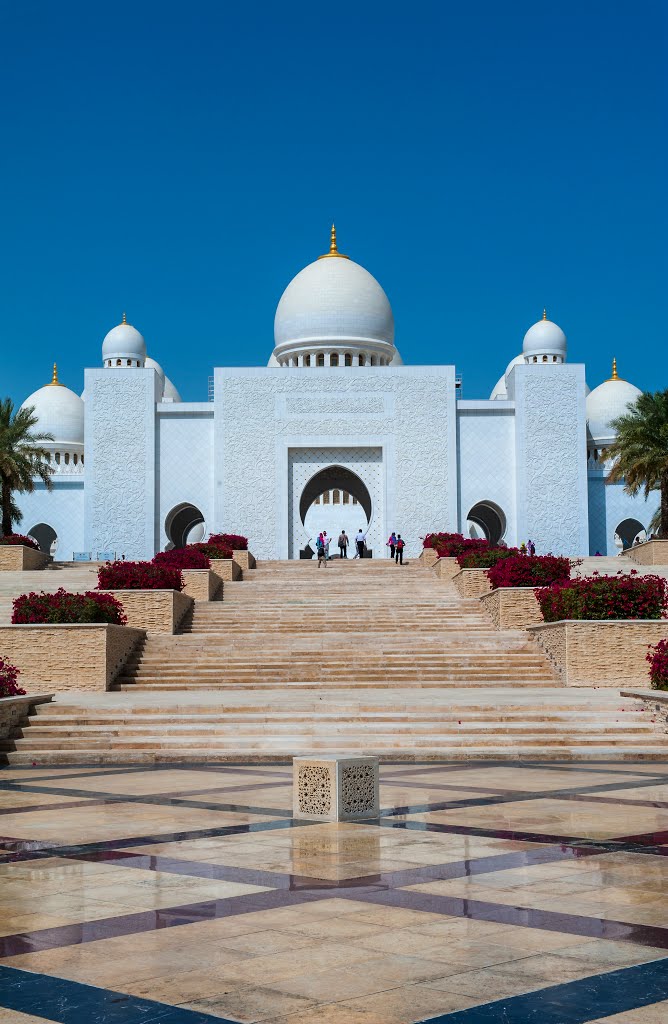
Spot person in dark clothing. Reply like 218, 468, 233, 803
338, 531, 348, 558
395, 534, 405, 564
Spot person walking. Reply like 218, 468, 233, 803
355, 528, 367, 559
316, 533, 327, 568
387, 531, 397, 559
528, 539, 536, 556
395, 534, 405, 565
338, 530, 348, 558
323, 531, 330, 560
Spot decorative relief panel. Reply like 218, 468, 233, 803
341, 763, 376, 814
284, 394, 386, 416
297, 765, 332, 815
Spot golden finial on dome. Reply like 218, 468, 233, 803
542, 308, 547, 321
318, 223, 349, 260
607, 356, 623, 381
122, 311, 127, 325
47, 362, 63, 387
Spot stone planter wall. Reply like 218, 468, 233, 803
210, 558, 243, 582
528, 620, 668, 688
419, 549, 439, 568
0, 624, 145, 691
181, 569, 223, 602
480, 587, 543, 630
433, 557, 460, 581
627, 540, 668, 566
0, 546, 50, 571
233, 550, 256, 570
620, 690, 668, 736
99, 590, 193, 634
453, 568, 492, 599
0, 693, 53, 742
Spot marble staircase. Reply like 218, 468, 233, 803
3, 558, 667, 762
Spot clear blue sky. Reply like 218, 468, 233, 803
2, 1, 665, 404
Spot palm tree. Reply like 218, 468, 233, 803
0, 399, 54, 537
607, 389, 668, 539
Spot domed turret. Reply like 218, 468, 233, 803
587, 358, 642, 448
522, 309, 567, 364
21, 364, 85, 474
270, 226, 400, 367
144, 356, 166, 397
102, 313, 146, 367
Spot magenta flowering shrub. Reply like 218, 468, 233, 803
423, 533, 491, 558
208, 533, 248, 551
0, 656, 26, 697
538, 571, 668, 622
0, 534, 40, 550
153, 547, 211, 570
97, 561, 184, 592
457, 546, 518, 570
487, 554, 571, 589
12, 588, 127, 625
192, 542, 234, 560
647, 639, 668, 690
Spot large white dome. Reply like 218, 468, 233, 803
587, 361, 641, 445
144, 356, 166, 396
21, 366, 84, 446
271, 228, 396, 366
102, 314, 146, 365
523, 311, 567, 360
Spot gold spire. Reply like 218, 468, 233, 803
318, 223, 349, 260
46, 362, 63, 387
607, 356, 623, 381
121, 311, 127, 325
542, 308, 547, 321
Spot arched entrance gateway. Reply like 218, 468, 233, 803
466, 501, 506, 546
164, 503, 205, 550
287, 447, 383, 559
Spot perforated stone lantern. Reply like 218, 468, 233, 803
292, 755, 380, 821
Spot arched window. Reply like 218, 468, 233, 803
542, 355, 548, 362
305, 354, 311, 366
314, 494, 320, 504
370, 355, 377, 366
126, 359, 131, 366
55, 452, 60, 465
330, 353, 339, 367
323, 490, 330, 504
333, 489, 340, 504
344, 353, 352, 366
552, 356, 557, 362
317, 353, 325, 367
343, 492, 350, 504
116, 359, 122, 366
352, 495, 358, 504
533, 356, 538, 363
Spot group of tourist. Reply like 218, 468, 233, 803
313, 529, 406, 566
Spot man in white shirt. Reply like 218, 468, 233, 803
355, 528, 367, 559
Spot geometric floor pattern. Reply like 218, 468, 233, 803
1, 761, 668, 1023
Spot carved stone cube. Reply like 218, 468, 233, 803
292, 756, 380, 821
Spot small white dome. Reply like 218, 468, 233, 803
271, 228, 396, 365
490, 354, 524, 400
145, 357, 166, 397
586, 361, 642, 444
102, 315, 146, 364
523, 312, 567, 359
21, 366, 84, 446
161, 376, 182, 403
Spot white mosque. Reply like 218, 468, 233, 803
14, 227, 659, 561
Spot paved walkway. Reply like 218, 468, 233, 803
1, 760, 667, 1022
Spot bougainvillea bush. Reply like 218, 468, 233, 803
487, 554, 571, 590
538, 572, 668, 622
208, 533, 248, 551
153, 547, 210, 570
457, 546, 518, 569
423, 533, 490, 558
191, 542, 234, 560
647, 639, 668, 690
12, 588, 127, 625
0, 534, 40, 550
97, 561, 184, 592
0, 656, 26, 697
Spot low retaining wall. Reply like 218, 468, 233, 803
481, 587, 543, 630
0, 693, 54, 741
453, 568, 492, 599
210, 558, 243, 582
528, 620, 668, 688
0, 624, 145, 691
181, 569, 223, 602
627, 540, 668, 566
99, 590, 193, 634
419, 549, 439, 568
0, 546, 50, 571
433, 557, 460, 581
233, 550, 256, 570
621, 690, 668, 736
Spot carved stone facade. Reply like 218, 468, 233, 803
293, 756, 380, 821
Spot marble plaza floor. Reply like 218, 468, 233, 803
0, 763, 668, 1023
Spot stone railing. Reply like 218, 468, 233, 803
627, 540, 668, 566
0, 624, 145, 691
0, 546, 50, 571
480, 587, 543, 630
452, 568, 492, 599
210, 558, 243, 582
233, 550, 256, 571
181, 569, 223, 602
0, 693, 54, 744
527, 620, 668, 688
432, 557, 460, 581
99, 590, 193, 634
